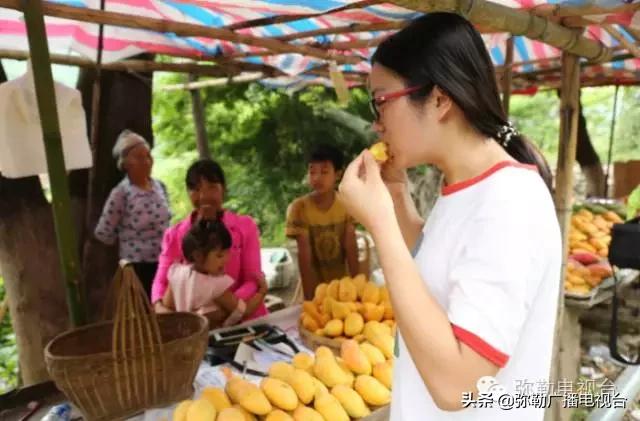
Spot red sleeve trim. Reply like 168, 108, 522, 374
451, 324, 510, 368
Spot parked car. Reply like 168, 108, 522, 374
260, 247, 298, 290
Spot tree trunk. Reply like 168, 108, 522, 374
557, 90, 605, 198
77, 55, 155, 321
576, 103, 605, 197
188, 74, 211, 159
0, 63, 71, 386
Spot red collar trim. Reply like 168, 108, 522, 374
441, 161, 538, 196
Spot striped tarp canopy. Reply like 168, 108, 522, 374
1, 0, 639, 89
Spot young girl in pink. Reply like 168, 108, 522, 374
162, 218, 267, 327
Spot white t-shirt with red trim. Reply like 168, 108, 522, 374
390, 161, 562, 421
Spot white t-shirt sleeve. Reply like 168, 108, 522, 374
447, 208, 534, 368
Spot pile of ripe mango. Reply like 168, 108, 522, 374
565, 206, 622, 296
300, 275, 395, 340
173, 329, 394, 421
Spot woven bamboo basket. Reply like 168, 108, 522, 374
45, 262, 208, 421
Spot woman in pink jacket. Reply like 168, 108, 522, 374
152, 159, 268, 321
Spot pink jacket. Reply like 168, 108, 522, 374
151, 210, 268, 319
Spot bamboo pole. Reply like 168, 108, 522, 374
548, 51, 581, 421
514, 51, 632, 79
0, 49, 258, 77
390, 0, 612, 61
161, 72, 264, 91
224, 0, 383, 31
531, 2, 640, 18
0, 0, 361, 65
501, 36, 514, 115
21, 0, 85, 326
603, 24, 640, 59
309, 37, 386, 50
626, 26, 640, 43
188, 74, 211, 159
275, 21, 408, 42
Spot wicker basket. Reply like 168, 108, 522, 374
45, 263, 208, 420
298, 323, 343, 355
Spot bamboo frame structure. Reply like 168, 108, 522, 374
161, 72, 265, 91
21, 0, 86, 326
0, 0, 361, 65
390, 0, 612, 62
603, 24, 640, 59
501, 36, 515, 115
275, 21, 408, 42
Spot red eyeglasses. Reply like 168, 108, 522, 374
369, 85, 427, 121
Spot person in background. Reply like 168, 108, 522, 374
151, 159, 268, 320
162, 218, 268, 328
94, 130, 171, 297
285, 144, 360, 300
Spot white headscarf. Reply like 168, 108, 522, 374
112, 129, 149, 171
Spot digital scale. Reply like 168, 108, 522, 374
206, 324, 300, 376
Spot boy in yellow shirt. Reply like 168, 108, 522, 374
286, 144, 360, 299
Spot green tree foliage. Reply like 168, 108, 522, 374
152, 77, 373, 245
0, 276, 18, 393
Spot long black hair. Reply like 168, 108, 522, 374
372, 13, 552, 190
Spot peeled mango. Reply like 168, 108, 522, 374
369, 142, 389, 163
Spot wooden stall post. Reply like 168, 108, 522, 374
22, 0, 86, 325
547, 51, 581, 421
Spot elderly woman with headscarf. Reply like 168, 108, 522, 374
94, 129, 172, 297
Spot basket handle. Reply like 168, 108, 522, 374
110, 263, 168, 409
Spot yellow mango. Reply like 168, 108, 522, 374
324, 319, 344, 337
186, 399, 216, 421
314, 347, 354, 388
335, 358, 355, 386
344, 312, 364, 337
269, 362, 295, 382
331, 384, 371, 418
314, 391, 350, 421
355, 375, 391, 406
373, 361, 393, 390
353, 334, 366, 343
320, 297, 332, 315
225, 377, 272, 416
362, 302, 385, 322
292, 352, 314, 375
330, 299, 351, 320
315, 346, 334, 359
302, 301, 329, 328
361, 282, 381, 304
379, 286, 390, 302
312, 377, 329, 397
340, 339, 372, 375
292, 405, 324, 421
327, 280, 340, 300
382, 300, 394, 320
313, 283, 328, 304
232, 405, 257, 421
261, 378, 299, 411
360, 342, 386, 366
173, 400, 192, 421
369, 142, 389, 163
351, 273, 368, 298
338, 278, 358, 302
301, 314, 319, 332
216, 407, 246, 421
314, 328, 324, 336
265, 410, 294, 421
377, 322, 392, 337
365, 325, 394, 359
285, 369, 315, 405
201, 387, 231, 411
